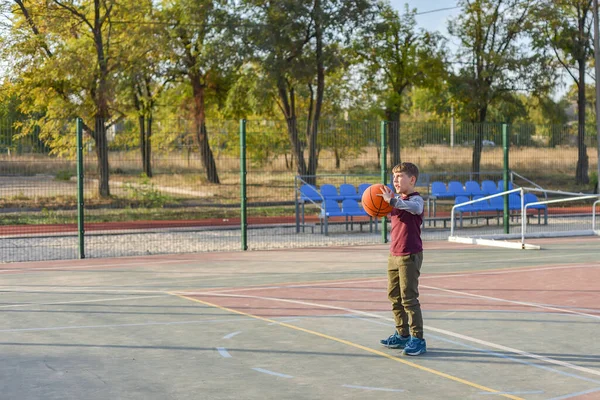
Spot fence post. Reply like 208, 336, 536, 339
381, 121, 388, 243
502, 123, 509, 234
240, 119, 248, 251
76, 118, 85, 259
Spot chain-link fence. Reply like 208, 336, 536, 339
0, 118, 598, 262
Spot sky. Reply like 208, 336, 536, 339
388, 0, 461, 37
388, 0, 569, 101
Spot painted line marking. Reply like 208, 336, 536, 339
342, 384, 404, 392
0, 295, 168, 308
352, 317, 600, 385
171, 292, 524, 400
421, 285, 600, 320
269, 318, 300, 325
479, 391, 544, 396
176, 291, 600, 379
252, 368, 293, 379
217, 347, 232, 358
189, 263, 599, 294
223, 331, 242, 339
0, 318, 253, 333
0, 258, 205, 274
546, 387, 600, 400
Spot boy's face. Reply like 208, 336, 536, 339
393, 172, 416, 195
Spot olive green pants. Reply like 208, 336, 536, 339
387, 252, 423, 339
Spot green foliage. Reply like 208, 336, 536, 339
352, 3, 448, 119
54, 170, 74, 181
124, 174, 173, 208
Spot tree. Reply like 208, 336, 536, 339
160, 0, 239, 184
5, 0, 125, 197
533, 0, 593, 184
242, 0, 371, 185
449, 0, 551, 175
116, 0, 171, 178
353, 3, 447, 168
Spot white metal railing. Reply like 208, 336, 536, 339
593, 199, 600, 232
521, 194, 600, 247
450, 188, 523, 237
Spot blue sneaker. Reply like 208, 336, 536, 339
403, 337, 427, 356
380, 332, 410, 349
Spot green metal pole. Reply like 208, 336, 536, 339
76, 118, 85, 259
240, 119, 248, 250
502, 123, 509, 234
381, 121, 388, 243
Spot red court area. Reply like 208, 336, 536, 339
184, 264, 600, 318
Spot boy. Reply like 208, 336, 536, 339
377, 162, 426, 356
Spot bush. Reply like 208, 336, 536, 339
124, 174, 173, 208
55, 170, 74, 181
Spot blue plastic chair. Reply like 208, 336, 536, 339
431, 181, 452, 199
342, 199, 367, 216
509, 194, 522, 210
471, 195, 493, 212
299, 184, 322, 203
524, 193, 547, 210
454, 196, 477, 212
497, 180, 514, 191
465, 181, 484, 197
357, 183, 371, 198
340, 184, 361, 200
320, 199, 347, 235
320, 184, 344, 201
448, 181, 468, 197
488, 196, 505, 211
481, 180, 499, 196
524, 193, 548, 224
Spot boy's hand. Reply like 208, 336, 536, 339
377, 186, 393, 203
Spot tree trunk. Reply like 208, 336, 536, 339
145, 117, 153, 177
95, 116, 110, 197
139, 115, 146, 175
385, 110, 401, 168
191, 77, 219, 184
285, 116, 308, 178
576, 59, 589, 184
305, 0, 324, 185
278, 82, 308, 181
471, 107, 488, 176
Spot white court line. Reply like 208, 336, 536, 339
175, 290, 600, 378
252, 368, 293, 379
421, 285, 600, 320
546, 387, 600, 400
342, 384, 404, 392
0, 258, 206, 274
0, 294, 168, 308
479, 391, 544, 396
193, 263, 600, 294
0, 318, 251, 333
223, 331, 242, 339
422, 264, 600, 280
353, 316, 600, 385
0, 287, 163, 294
216, 347, 232, 358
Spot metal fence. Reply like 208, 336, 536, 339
0, 118, 598, 262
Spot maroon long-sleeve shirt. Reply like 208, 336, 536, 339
389, 192, 424, 256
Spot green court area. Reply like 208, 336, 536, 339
1, 237, 598, 399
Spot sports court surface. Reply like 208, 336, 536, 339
1, 237, 599, 400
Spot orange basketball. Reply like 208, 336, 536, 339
361, 184, 394, 218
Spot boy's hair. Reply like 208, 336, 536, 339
392, 162, 419, 182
